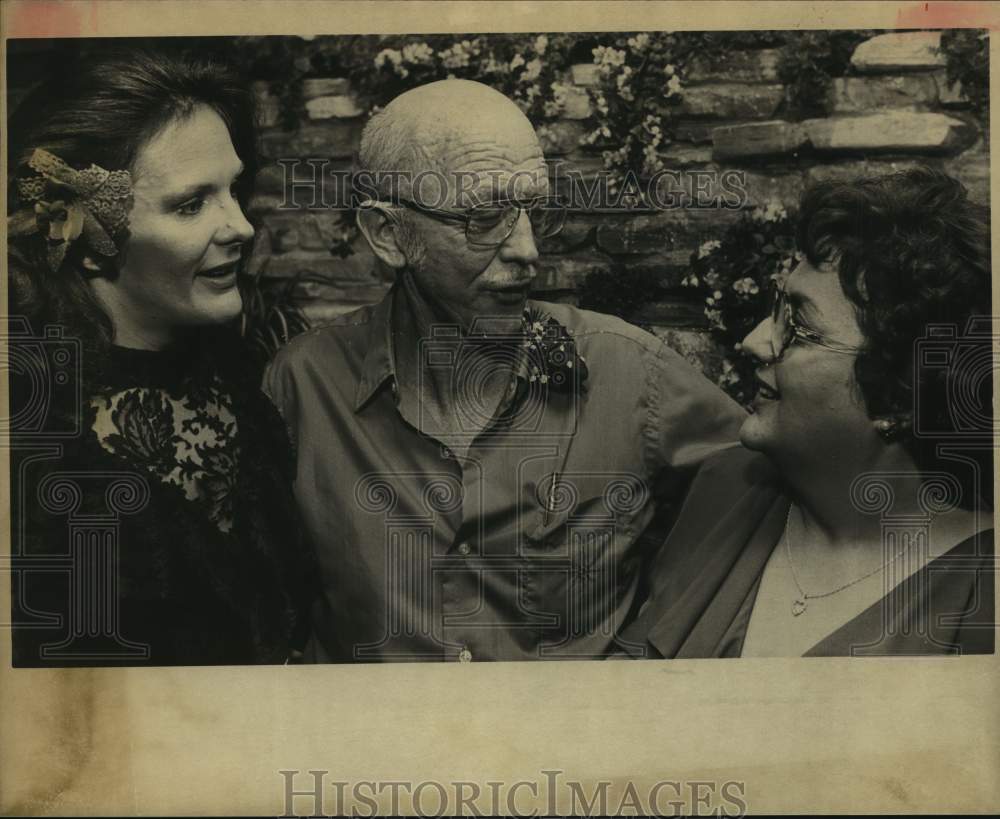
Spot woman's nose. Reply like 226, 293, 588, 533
218, 197, 255, 245
741, 318, 776, 363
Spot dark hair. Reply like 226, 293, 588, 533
797, 166, 992, 507
7, 41, 259, 386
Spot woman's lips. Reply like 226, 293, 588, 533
197, 261, 239, 288
753, 372, 780, 403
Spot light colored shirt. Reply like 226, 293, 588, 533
263, 285, 745, 662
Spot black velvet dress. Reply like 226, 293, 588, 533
10, 333, 317, 666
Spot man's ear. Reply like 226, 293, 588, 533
356, 203, 407, 270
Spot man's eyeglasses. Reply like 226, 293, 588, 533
767, 276, 863, 362
375, 195, 567, 248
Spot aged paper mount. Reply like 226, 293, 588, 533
1, 1, 998, 815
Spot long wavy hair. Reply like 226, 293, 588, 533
7, 41, 260, 393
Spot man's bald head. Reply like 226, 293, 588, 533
358, 79, 546, 204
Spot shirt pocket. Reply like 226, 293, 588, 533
523, 472, 649, 553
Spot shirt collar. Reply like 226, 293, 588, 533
353, 288, 397, 412
353, 289, 551, 414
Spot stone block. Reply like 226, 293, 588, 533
943, 147, 990, 205
301, 77, 352, 99
532, 253, 612, 291
247, 193, 284, 218
634, 299, 709, 328
804, 112, 974, 154
305, 94, 365, 120
560, 85, 593, 119
740, 171, 805, 210
536, 214, 597, 254
570, 63, 601, 87
260, 211, 356, 253
254, 165, 288, 196
803, 158, 931, 187
685, 49, 782, 84
675, 119, 740, 144
934, 70, 969, 107
678, 83, 784, 119
260, 122, 363, 159
596, 209, 744, 256
537, 121, 588, 156
711, 121, 808, 160
851, 31, 945, 73
252, 81, 281, 128
658, 144, 715, 166
613, 252, 700, 288
550, 155, 607, 183
827, 74, 939, 113
254, 245, 378, 282
596, 215, 676, 256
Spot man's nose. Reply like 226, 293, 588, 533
497, 209, 539, 264
741, 318, 776, 363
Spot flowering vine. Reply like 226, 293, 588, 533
684, 202, 799, 403
582, 33, 689, 191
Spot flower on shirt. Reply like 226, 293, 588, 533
521, 308, 589, 394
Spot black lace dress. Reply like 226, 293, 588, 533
10, 337, 316, 666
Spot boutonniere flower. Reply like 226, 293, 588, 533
522, 307, 589, 394
7, 148, 133, 273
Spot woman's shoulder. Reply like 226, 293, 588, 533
691, 444, 779, 498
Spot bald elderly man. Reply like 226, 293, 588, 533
264, 79, 745, 662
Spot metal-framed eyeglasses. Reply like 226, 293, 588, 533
767, 275, 863, 362
375, 194, 567, 248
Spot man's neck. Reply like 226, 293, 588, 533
394, 271, 525, 445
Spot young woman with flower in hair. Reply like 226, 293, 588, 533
8, 43, 317, 666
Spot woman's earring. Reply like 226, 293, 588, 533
875, 416, 911, 442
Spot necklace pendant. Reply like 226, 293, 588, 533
791, 598, 807, 617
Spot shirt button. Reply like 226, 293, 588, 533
457, 542, 471, 556
458, 647, 473, 663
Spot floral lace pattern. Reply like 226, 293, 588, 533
91, 376, 239, 533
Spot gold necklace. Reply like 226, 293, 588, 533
783, 504, 913, 617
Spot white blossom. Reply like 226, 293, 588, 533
593, 45, 627, 69
754, 200, 788, 223
401, 42, 434, 65
374, 48, 403, 69
626, 33, 650, 51
697, 239, 721, 259
523, 58, 543, 82
732, 277, 760, 296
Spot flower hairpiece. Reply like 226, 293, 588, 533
7, 148, 133, 273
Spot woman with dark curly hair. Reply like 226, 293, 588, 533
622, 167, 993, 657
8, 42, 317, 666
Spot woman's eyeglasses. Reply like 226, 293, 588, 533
375, 195, 567, 248
768, 276, 862, 362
